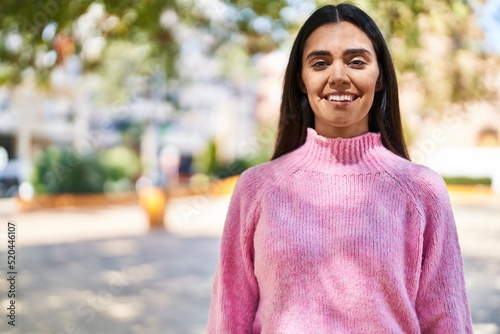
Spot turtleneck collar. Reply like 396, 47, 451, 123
286, 127, 390, 174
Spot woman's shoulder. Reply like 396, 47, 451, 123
386, 156, 450, 205
225, 158, 288, 209
237, 155, 290, 187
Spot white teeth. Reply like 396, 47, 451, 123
327, 94, 353, 102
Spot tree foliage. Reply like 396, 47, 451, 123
0, 0, 293, 85
0, 0, 495, 116
356, 0, 490, 113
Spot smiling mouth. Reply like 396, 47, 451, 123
325, 94, 357, 102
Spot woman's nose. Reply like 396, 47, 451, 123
328, 62, 349, 86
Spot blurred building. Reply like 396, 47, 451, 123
398, 29, 500, 192
0, 26, 261, 192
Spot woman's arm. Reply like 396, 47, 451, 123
415, 173, 473, 333
207, 174, 260, 333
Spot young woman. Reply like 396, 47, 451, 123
207, 3, 473, 333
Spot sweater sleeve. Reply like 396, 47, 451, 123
207, 172, 260, 333
414, 172, 473, 333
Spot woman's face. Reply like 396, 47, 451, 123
300, 22, 380, 138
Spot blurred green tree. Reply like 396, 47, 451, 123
0, 0, 495, 116
321, 0, 493, 115
0, 0, 292, 85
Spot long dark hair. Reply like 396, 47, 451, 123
272, 3, 410, 160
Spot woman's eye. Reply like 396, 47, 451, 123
349, 60, 367, 68
312, 60, 328, 69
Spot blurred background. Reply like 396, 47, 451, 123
0, 0, 499, 333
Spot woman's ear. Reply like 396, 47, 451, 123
297, 74, 306, 93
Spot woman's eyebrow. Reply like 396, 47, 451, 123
343, 48, 372, 57
305, 48, 373, 61
305, 50, 332, 60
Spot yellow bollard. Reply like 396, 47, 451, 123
138, 187, 168, 230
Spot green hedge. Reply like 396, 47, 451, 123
443, 176, 492, 186
31, 145, 141, 195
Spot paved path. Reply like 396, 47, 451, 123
0, 194, 498, 333
455, 202, 500, 334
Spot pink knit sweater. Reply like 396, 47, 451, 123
207, 128, 473, 333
